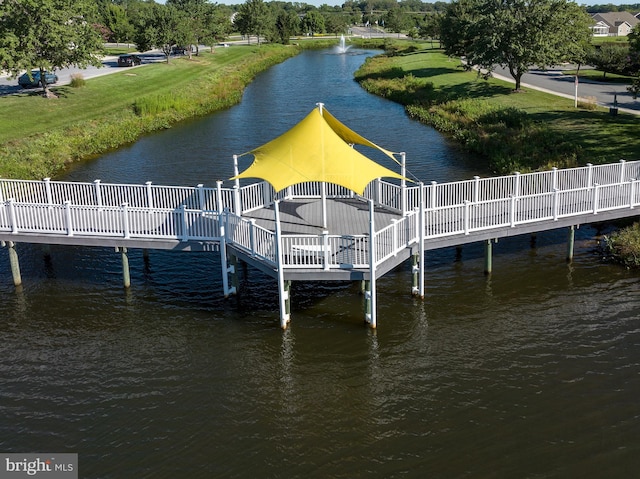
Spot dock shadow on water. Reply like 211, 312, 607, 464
1, 48, 639, 478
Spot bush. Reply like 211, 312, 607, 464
69, 73, 86, 88
577, 96, 598, 110
604, 222, 640, 267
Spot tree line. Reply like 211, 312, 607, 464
1, 0, 640, 98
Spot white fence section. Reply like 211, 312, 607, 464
2, 159, 640, 271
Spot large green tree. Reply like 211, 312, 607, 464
133, 3, 190, 62
0, 0, 104, 96
441, 0, 593, 91
628, 26, 640, 99
235, 0, 271, 45
301, 10, 325, 37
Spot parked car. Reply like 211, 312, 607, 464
117, 54, 142, 67
18, 70, 58, 88
171, 46, 187, 55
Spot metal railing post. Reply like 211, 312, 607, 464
145, 181, 153, 209
473, 176, 480, 203
510, 194, 517, 227
121, 202, 130, 239
553, 189, 559, 221
323, 230, 330, 270
8, 199, 18, 233
43, 177, 53, 206
215, 181, 223, 214
587, 163, 593, 188
249, 219, 256, 256
592, 183, 600, 214
630, 179, 636, 209
430, 181, 437, 209
64, 200, 74, 236
197, 184, 205, 211
180, 204, 188, 241
620, 159, 626, 183
94, 179, 102, 209
464, 200, 470, 234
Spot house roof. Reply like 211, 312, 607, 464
233, 105, 406, 196
592, 11, 640, 29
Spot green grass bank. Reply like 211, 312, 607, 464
0, 44, 300, 179
354, 42, 640, 175
354, 41, 640, 266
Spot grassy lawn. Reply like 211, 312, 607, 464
563, 69, 632, 83
0, 44, 299, 178
0, 47, 253, 143
355, 44, 640, 174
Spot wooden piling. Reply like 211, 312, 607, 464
117, 247, 131, 288
484, 239, 493, 275
6, 241, 22, 287
567, 226, 575, 262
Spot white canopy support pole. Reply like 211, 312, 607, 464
233, 155, 241, 215
321, 182, 328, 229
400, 152, 407, 216
366, 198, 377, 328
274, 199, 290, 329
418, 182, 425, 298
219, 211, 236, 298
316, 102, 324, 115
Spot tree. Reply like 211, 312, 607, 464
418, 13, 441, 48
301, 10, 325, 37
270, 9, 299, 44
586, 43, 629, 78
441, 0, 593, 91
235, 0, 271, 45
133, 4, 190, 62
384, 7, 410, 38
0, 0, 104, 97
102, 3, 134, 45
323, 12, 349, 37
201, 5, 234, 52
628, 25, 640, 98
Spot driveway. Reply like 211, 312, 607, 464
492, 65, 639, 115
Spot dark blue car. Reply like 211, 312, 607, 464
18, 70, 59, 88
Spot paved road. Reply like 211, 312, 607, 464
0, 51, 168, 96
492, 65, 639, 115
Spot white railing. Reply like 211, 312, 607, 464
0, 199, 222, 242
2, 159, 640, 273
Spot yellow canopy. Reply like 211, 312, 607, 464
233, 105, 405, 196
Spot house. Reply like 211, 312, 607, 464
591, 11, 640, 37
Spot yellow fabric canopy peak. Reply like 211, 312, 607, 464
232, 105, 406, 196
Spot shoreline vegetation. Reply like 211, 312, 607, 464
352, 40, 640, 266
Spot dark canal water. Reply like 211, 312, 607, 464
2, 48, 640, 478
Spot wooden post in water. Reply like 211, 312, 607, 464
484, 239, 493, 275
3, 241, 22, 287
411, 253, 419, 296
230, 254, 240, 294
117, 247, 131, 288
567, 225, 575, 262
